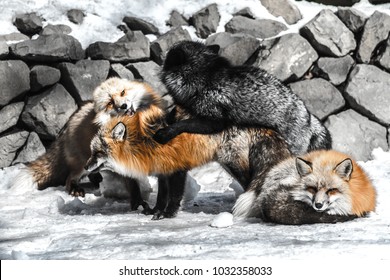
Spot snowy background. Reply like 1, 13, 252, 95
1, 0, 390, 260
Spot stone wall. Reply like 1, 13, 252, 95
1, 1, 389, 169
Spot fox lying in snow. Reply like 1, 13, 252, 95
233, 150, 377, 225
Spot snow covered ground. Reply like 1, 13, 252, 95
1, 148, 389, 260
1, 0, 390, 261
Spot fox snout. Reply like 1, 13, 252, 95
117, 102, 135, 116
85, 156, 100, 173
312, 190, 329, 212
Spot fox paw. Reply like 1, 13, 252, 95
68, 186, 85, 197
153, 128, 177, 144
151, 210, 177, 220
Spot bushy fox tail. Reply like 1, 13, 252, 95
232, 190, 257, 218
12, 137, 69, 192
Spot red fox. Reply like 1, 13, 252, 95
233, 150, 377, 224
12, 78, 159, 209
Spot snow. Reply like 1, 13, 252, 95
210, 212, 234, 228
1, 149, 390, 260
1, 0, 390, 261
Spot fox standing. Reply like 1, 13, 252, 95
233, 150, 376, 225
13, 78, 157, 209
155, 40, 331, 155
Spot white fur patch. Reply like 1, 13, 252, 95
326, 196, 352, 215
94, 112, 111, 125
11, 168, 38, 195
232, 190, 256, 218
108, 158, 148, 181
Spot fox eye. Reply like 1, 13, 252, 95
327, 188, 339, 195
121, 90, 125, 96
94, 151, 104, 158
107, 101, 113, 106
306, 186, 316, 194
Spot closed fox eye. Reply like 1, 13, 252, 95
326, 188, 339, 195
306, 186, 316, 194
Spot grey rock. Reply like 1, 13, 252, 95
313, 55, 354, 86
0, 130, 29, 168
150, 27, 191, 65
166, 10, 189, 27
30, 65, 61, 92
123, 16, 159, 35
110, 63, 135, 80
14, 12, 43, 35
12, 132, 46, 165
289, 78, 345, 120
300, 9, 356, 57
303, 0, 359, 5
336, 7, 367, 33
377, 37, 390, 72
260, 0, 302, 25
40, 24, 72, 35
325, 109, 388, 161
357, 11, 390, 63
87, 31, 149, 62
233, 7, 256, 19
21, 84, 78, 140
126, 61, 166, 95
67, 9, 85, 24
0, 32, 29, 42
255, 33, 318, 82
0, 60, 30, 106
0, 102, 24, 134
225, 15, 287, 39
59, 60, 110, 104
0, 41, 8, 58
205, 32, 260, 65
344, 64, 390, 126
10, 34, 84, 62
190, 4, 220, 38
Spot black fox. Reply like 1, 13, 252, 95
154, 40, 331, 155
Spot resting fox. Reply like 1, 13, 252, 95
12, 78, 157, 209
233, 150, 377, 225
85, 93, 367, 223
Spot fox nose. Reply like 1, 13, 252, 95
314, 202, 323, 209
120, 103, 127, 110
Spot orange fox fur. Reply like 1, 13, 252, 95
302, 150, 376, 216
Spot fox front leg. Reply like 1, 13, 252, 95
153, 118, 227, 144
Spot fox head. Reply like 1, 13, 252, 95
85, 103, 167, 179
85, 121, 139, 178
293, 155, 354, 215
93, 77, 161, 125
161, 40, 229, 105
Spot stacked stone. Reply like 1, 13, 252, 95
1, 2, 389, 169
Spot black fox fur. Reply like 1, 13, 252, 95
155, 40, 332, 155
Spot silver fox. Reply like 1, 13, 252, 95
155, 40, 331, 155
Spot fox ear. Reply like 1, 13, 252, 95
112, 122, 126, 141
206, 44, 220, 54
334, 158, 353, 181
296, 157, 313, 177
164, 48, 187, 70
